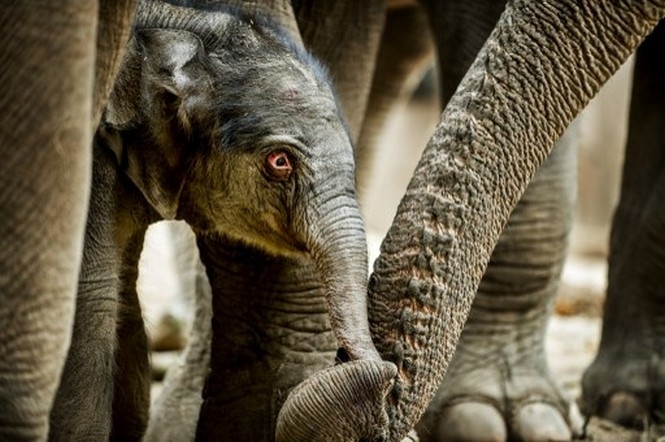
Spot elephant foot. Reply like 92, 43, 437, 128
597, 392, 648, 428
417, 361, 583, 441
581, 346, 665, 430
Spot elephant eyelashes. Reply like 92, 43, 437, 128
265, 150, 293, 181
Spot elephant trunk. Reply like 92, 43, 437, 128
276, 189, 397, 441
366, 1, 665, 440
307, 201, 379, 362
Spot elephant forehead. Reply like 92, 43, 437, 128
276, 80, 338, 112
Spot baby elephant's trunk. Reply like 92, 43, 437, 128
276, 192, 397, 441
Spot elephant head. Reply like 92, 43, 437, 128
99, 0, 394, 420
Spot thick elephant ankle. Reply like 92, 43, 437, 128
598, 392, 649, 429
581, 389, 651, 430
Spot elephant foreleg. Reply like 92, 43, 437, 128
111, 227, 151, 441
49, 146, 122, 440
50, 142, 155, 440
418, 127, 579, 441
0, 3, 97, 439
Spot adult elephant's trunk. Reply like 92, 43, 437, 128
366, 1, 665, 440
276, 182, 398, 441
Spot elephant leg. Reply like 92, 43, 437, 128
581, 18, 665, 430
293, 0, 386, 142
145, 238, 212, 442
50, 143, 155, 440
418, 128, 579, 441
415, 1, 577, 439
355, 4, 434, 195
111, 228, 151, 441
49, 146, 122, 440
194, 235, 337, 441
0, 4, 97, 439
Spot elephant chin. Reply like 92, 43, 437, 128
275, 359, 397, 442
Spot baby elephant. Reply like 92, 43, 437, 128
49, 1, 395, 441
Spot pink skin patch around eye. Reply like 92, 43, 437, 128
266, 151, 293, 180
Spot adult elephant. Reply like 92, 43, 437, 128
358, 2, 663, 440
0, 2, 136, 440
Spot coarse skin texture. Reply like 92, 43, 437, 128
195, 236, 339, 441
49, 142, 157, 441
416, 1, 577, 439
0, 4, 97, 439
367, 1, 665, 439
0, 1, 136, 440
581, 18, 665, 429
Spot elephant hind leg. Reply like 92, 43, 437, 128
581, 18, 665, 431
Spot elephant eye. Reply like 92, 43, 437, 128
265, 150, 293, 181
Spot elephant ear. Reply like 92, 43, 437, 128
105, 28, 213, 219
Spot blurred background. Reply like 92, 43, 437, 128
138, 54, 636, 417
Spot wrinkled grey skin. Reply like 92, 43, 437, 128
3, 1, 665, 441
0, 2, 136, 440
149, 1, 665, 441
363, 1, 665, 441
580, 19, 665, 432
386, 3, 665, 441
48, 0, 389, 440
